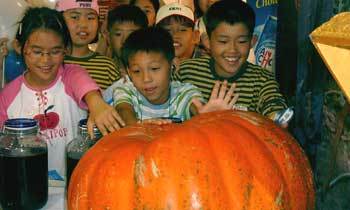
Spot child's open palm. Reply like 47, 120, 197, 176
192, 80, 239, 114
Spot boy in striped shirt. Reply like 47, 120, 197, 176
112, 27, 237, 125
174, 0, 288, 125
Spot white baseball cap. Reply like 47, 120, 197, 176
156, 3, 194, 25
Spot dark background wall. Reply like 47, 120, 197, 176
277, 0, 350, 209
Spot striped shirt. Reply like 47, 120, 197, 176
174, 56, 287, 117
65, 53, 120, 90
113, 78, 202, 121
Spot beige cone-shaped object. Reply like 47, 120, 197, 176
310, 12, 350, 102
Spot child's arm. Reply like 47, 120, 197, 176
62, 64, 126, 136
190, 80, 238, 115
115, 102, 138, 126
115, 102, 172, 126
84, 91, 125, 136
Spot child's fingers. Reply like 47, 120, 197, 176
95, 122, 108, 136
110, 110, 125, 129
218, 80, 228, 99
229, 93, 239, 108
209, 81, 220, 99
191, 98, 203, 111
224, 83, 236, 104
87, 118, 97, 138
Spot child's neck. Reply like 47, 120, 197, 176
70, 45, 94, 58
24, 72, 54, 90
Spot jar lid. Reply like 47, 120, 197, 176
78, 119, 101, 134
4, 118, 38, 130
79, 119, 88, 128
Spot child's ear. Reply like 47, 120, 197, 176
193, 29, 200, 45
125, 67, 132, 81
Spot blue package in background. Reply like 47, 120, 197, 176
254, 15, 277, 72
4, 50, 25, 83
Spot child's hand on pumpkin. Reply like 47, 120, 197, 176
193, 80, 239, 114
85, 91, 125, 137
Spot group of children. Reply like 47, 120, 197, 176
0, 0, 287, 185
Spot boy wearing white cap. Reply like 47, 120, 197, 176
156, 3, 200, 69
56, 0, 121, 90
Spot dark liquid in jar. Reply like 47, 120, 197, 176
66, 152, 81, 187
0, 152, 48, 210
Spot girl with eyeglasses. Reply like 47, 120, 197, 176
0, 7, 125, 186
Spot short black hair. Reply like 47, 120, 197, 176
130, 0, 160, 14
16, 7, 71, 55
121, 27, 175, 67
205, 0, 255, 38
107, 5, 148, 30
194, 0, 203, 18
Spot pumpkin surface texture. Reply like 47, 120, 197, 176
68, 110, 315, 210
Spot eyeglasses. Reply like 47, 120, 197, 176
24, 48, 65, 59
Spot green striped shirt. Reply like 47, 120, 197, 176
113, 79, 202, 121
174, 56, 287, 117
65, 53, 120, 90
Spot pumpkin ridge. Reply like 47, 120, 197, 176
193, 119, 255, 209
197, 118, 289, 209
222, 112, 314, 210
220, 117, 293, 210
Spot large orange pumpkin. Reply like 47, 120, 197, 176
68, 110, 315, 210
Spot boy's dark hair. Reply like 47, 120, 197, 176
157, 15, 195, 29
121, 27, 175, 67
194, 0, 203, 18
205, 0, 255, 38
107, 5, 148, 30
130, 0, 160, 14
16, 7, 71, 55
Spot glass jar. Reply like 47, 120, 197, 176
66, 119, 102, 185
0, 118, 48, 210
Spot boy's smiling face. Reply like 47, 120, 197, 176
109, 22, 142, 58
127, 51, 172, 105
209, 22, 253, 78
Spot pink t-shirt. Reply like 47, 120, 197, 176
0, 64, 99, 184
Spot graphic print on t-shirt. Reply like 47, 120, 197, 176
34, 105, 60, 131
